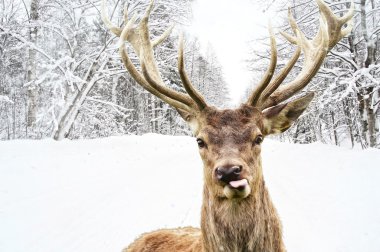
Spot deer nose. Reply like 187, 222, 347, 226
215, 165, 242, 183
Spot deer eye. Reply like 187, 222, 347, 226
196, 138, 206, 148
254, 135, 263, 145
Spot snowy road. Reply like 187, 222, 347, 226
1, 135, 379, 252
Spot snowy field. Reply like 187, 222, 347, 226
1, 135, 379, 252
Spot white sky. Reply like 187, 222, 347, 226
186, 0, 280, 105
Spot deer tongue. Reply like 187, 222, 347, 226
229, 179, 248, 189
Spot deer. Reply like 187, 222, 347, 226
101, 0, 354, 251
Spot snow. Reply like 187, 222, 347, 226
0, 95, 14, 104
0, 135, 379, 252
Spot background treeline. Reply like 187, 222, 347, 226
248, 0, 379, 148
0, 0, 229, 140
1, 0, 379, 149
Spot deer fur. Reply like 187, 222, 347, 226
124, 184, 283, 252
123, 105, 289, 252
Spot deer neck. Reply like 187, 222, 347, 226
200, 177, 285, 252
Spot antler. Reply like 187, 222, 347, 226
247, 24, 278, 106
101, 0, 207, 114
247, 0, 354, 110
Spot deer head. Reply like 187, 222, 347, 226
101, 0, 354, 201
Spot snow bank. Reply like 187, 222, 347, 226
0, 135, 379, 252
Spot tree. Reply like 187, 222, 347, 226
26, 0, 40, 136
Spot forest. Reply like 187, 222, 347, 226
0, 0, 379, 148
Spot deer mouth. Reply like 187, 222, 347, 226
223, 179, 251, 199
229, 179, 248, 190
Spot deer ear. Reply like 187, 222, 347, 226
262, 93, 314, 135
176, 109, 199, 135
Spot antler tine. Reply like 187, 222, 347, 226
140, 50, 194, 108
101, 0, 196, 112
247, 24, 277, 106
123, 4, 128, 23
138, 0, 174, 48
279, 8, 303, 45
138, 0, 162, 83
256, 47, 302, 109
136, 0, 197, 106
255, 10, 302, 109
258, 0, 353, 110
118, 15, 192, 112
178, 34, 208, 110
316, 0, 355, 48
339, 0, 355, 23
279, 8, 301, 45
101, 0, 141, 53
100, 0, 122, 36
152, 24, 175, 47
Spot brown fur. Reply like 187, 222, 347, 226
125, 227, 202, 252
123, 102, 311, 252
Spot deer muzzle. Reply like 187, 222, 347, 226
215, 164, 251, 199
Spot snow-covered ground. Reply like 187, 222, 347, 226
0, 135, 379, 252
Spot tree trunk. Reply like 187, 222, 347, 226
357, 91, 368, 147
366, 90, 377, 147
26, 0, 39, 137
330, 110, 339, 146
54, 79, 97, 140
342, 100, 355, 148
357, 0, 378, 148
53, 60, 107, 140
